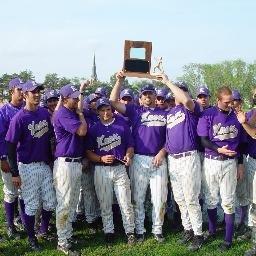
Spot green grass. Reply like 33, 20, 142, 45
0, 180, 251, 256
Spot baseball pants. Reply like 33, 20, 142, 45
18, 162, 56, 216
129, 154, 168, 235
94, 164, 134, 234
202, 158, 237, 214
168, 150, 203, 235
244, 156, 256, 227
80, 166, 100, 223
1, 171, 19, 203
53, 157, 82, 247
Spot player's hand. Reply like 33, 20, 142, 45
237, 164, 244, 181
55, 95, 63, 112
0, 160, 10, 173
12, 176, 21, 188
123, 155, 132, 166
236, 111, 246, 124
152, 149, 166, 167
217, 145, 237, 157
80, 80, 90, 92
116, 70, 126, 81
155, 73, 169, 84
101, 155, 115, 164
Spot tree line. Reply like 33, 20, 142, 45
1, 59, 256, 109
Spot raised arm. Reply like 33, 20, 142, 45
109, 70, 126, 114
157, 73, 195, 111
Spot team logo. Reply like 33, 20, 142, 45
140, 111, 166, 127
213, 123, 238, 140
167, 110, 185, 129
28, 120, 49, 138
97, 133, 121, 151
70, 86, 77, 92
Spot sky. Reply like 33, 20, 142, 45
0, 0, 255, 83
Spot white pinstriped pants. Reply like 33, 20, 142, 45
202, 158, 237, 214
244, 156, 256, 227
168, 151, 203, 235
129, 154, 168, 235
53, 158, 82, 246
1, 171, 19, 203
94, 164, 134, 234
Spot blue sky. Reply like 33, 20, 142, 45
0, 0, 255, 83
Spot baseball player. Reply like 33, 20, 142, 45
197, 86, 244, 251
5, 80, 56, 251
86, 97, 135, 245
44, 89, 60, 119
95, 87, 107, 98
110, 71, 168, 243
158, 74, 204, 251
164, 92, 175, 110
237, 109, 256, 256
0, 78, 25, 239
53, 82, 88, 255
196, 86, 211, 110
232, 90, 243, 112
155, 89, 168, 110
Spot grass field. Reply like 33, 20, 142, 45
0, 180, 251, 256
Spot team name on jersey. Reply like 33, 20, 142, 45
213, 123, 238, 141
140, 111, 166, 127
166, 110, 185, 129
97, 133, 121, 151
28, 120, 49, 138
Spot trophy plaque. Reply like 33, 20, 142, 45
123, 40, 161, 79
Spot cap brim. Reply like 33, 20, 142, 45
24, 84, 44, 92
69, 91, 80, 99
97, 103, 111, 109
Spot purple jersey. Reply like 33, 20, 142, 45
244, 110, 256, 156
5, 107, 53, 163
87, 117, 134, 160
124, 104, 166, 155
165, 102, 201, 154
197, 106, 242, 157
83, 109, 99, 128
53, 106, 85, 158
0, 102, 24, 156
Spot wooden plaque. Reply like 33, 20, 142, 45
123, 40, 157, 79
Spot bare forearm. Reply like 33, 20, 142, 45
242, 122, 256, 139
86, 150, 101, 163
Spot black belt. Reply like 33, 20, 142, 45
64, 158, 82, 163
205, 155, 234, 161
169, 151, 193, 159
95, 160, 122, 166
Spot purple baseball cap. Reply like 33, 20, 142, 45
96, 97, 111, 109
165, 92, 174, 101
232, 90, 242, 100
8, 77, 24, 90
120, 89, 134, 100
86, 93, 100, 104
156, 89, 167, 98
174, 81, 189, 91
140, 84, 156, 96
22, 80, 44, 92
95, 87, 107, 97
45, 89, 59, 101
196, 86, 210, 97
60, 84, 80, 99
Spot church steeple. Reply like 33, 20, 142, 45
91, 53, 98, 82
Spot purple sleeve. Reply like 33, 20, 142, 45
124, 104, 138, 121
124, 124, 134, 148
5, 116, 22, 144
59, 116, 81, 135
0, 112, 7, 156
197, 114, 209, 137
84, 128, 96, 151
193, 101, 202, 116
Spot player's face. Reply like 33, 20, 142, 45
65, 97, 79, 111
197, 94, 210, 109
25, 88, 41, 105
11, 87, 23, 106
217, 94, 233, 111
231, 99, 242, 111
98, 105, 113, 122
156, 96, 167, 109
47, 98, 58, 112
88, 98, 99, 110
120, 96, 133, 105
140, 91, 156, 107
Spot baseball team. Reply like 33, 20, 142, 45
0, 70, 255, 256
